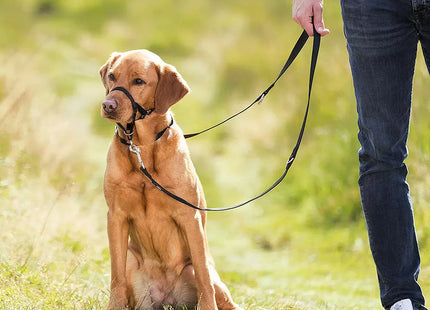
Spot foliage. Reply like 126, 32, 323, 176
1, 0, 429, 309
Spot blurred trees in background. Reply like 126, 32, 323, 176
1, 1, 429, 308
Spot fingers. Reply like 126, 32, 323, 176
292, 0, 330, 37
292, 0, 313, 36
313, 1, 330, 36
299, 15, 316, 37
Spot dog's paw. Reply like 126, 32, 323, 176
221, 303, 245, 310
106, 298, 129, 310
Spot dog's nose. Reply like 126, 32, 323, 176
102, 98, 118, 113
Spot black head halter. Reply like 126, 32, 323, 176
111, 86, 155, 142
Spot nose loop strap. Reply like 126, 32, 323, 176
112, 86, 137, 106
111, 86, 154, 120
111, 86, 155, 145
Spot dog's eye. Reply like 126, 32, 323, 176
133, 78, 146, 85
108, 73, 115, 81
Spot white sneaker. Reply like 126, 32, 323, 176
390, 299, 413, 310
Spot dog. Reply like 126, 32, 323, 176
99, 50, 242, 310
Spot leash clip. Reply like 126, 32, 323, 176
129, 142, 145, 168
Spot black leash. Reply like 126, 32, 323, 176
184, 30, 310, 139
124, 29, 320, 212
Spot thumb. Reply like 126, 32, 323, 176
312, 2, 330, 36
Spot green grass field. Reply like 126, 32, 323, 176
1, 1, 429, 309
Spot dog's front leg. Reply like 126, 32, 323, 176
107, 208, 130, 310
181, 212, 217, 310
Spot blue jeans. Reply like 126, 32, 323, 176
340, 0, 430, 309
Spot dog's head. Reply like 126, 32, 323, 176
99, 50, 190, 122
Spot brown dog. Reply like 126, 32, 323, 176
99, 50, 242, 310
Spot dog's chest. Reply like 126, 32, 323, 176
129, 204, 189, 262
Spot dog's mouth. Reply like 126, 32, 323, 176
101, 107, 136, 126
101, 108, 118, 121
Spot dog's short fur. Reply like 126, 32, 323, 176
100, 50, 242, 310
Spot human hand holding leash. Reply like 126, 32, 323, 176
293, 0, 330, 36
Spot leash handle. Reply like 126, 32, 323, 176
133, 30, 321, 212
287, 28, 320, 169
184, 30, 309, 139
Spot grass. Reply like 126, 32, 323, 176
1, 0, 429, 309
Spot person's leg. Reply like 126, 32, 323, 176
411, 4, 430, 309
414, 0, 430, 73
340, 0, 426, 308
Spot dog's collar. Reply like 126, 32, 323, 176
155, 117, 174, 141
116, 117, 174, 146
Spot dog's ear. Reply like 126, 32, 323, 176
99, 52, 121, 95
154, 64, 190, 114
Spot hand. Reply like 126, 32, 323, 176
292, 0, 330, 36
